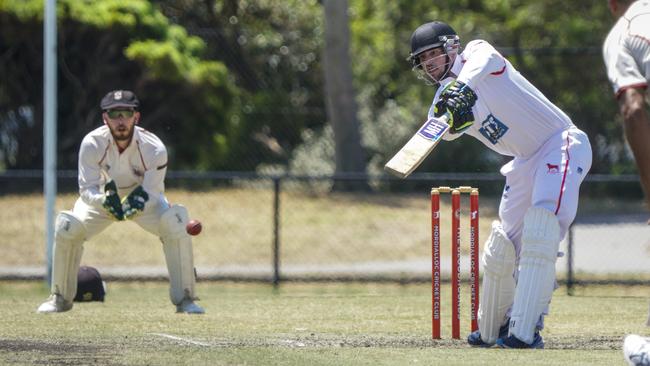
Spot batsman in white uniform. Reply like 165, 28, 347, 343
603, 0, 650, 223
604, 1, 650, 364
37, 90, 204, 314
408, 21, 592, 348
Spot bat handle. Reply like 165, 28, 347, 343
436, 114, 449, 125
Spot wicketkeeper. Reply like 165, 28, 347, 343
407, 21, 592, 348
37, 90, 204, 314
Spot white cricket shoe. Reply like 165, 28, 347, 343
624, 334, 650, 366
176, 298, 205, 314
37, 294, 73, 313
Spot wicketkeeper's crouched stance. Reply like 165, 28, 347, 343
38, 90, 203, 314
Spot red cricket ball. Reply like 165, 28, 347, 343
186, 219, 202, 236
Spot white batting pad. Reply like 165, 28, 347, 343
478, 221, 516, 344
509, 207, 561, 344
160, 205, 197, 305
624, 334, 650, 366
51, 211, 86, 302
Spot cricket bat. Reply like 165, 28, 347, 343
384, 115, 450, 178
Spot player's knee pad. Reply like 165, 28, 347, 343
478, 220, 516, 344
160, 205, 197, 305
55, 211, 86, 243
520, 207, 561, 262
482, 221, 516, 278
509, 207, 560, 344
160, 204, 189, 240
51, 211, 86, 302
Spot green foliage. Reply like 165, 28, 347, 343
288, 125, 336, 176
0, 0, 238, 170
0, 0, 638, 175
0, 0, 43, 20
342, 0, 626, 174
145, 0, 328, 171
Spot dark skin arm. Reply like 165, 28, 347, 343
618, 87, 650, 221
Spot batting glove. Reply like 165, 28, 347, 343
102, 180, 125, 221
122, 185, 149, 219
434, 80, 478, 134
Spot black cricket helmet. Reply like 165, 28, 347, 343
407, 21, 460, 85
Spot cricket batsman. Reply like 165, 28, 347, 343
37, 90, 204, 314
407, 21, 592, 348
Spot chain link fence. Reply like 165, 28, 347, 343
1, 170, 648, 294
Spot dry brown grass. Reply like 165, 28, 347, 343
0, 189, 498, 268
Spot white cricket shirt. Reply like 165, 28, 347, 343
603, 0, 650, 97
430, 39, 574, 158
78, 125, 168, 209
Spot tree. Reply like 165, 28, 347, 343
348, 0, 623, 176
153, 0, 328, 170
0, 0, 238, 170
322, 0, 366, 189
0, 0, 633, 180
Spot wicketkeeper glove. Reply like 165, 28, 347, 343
433, 80, 478, 134
122, 185, 149, 219
102, 180, 125, 221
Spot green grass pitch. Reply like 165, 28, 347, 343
1, 281, 647, 365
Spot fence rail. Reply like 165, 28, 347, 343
1, 170, 648, 294
0, 169, 641, 182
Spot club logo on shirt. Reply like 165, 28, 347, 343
546, 163, 560, 174
479, 114, 508, 144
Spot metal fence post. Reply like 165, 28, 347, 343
272, 177, 281, 286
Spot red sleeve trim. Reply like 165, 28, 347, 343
615, 83, 648, 99
490, 64, 506, 75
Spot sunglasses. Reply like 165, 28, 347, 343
105, 109, 135, 119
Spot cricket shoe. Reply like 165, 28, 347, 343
624, 334, 650, 366
37, 294, 73, 313
496, 332, 544, 349
467, 321, 510, 347
176, 298, 205, 314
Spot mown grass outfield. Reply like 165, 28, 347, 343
1, 189, 648, 364
0, 281, 647, 365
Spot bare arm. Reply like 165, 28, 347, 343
618, 87, 650, 212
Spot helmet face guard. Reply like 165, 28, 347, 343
409, 36, 459, 85
407, 21, 460, 85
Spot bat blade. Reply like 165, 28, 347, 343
384, 116, 450, 179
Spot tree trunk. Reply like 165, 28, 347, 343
322, 0, 367, 191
